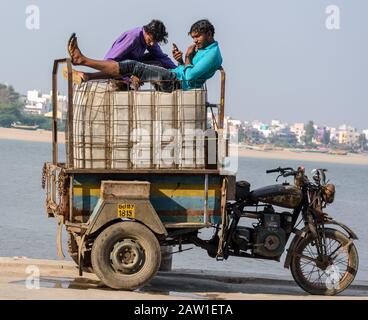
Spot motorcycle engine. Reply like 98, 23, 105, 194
253, 213, 286, 258
231, 226, 252, 252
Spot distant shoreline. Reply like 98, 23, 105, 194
1, 127, 368, 165
0, 127, 65, 143
236, 148, 368, 166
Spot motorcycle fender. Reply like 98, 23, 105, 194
284, 220, 358, 269
325, 219, 358, 240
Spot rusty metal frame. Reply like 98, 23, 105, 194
44, 162, 65, 216
52, 58, 73, 166
50, 59, 74, 226
204, 174, 209, 224
66, 59, 74, 168
216, 175, 228, 260
219, 67, 226, 129
69, 174, 74, 223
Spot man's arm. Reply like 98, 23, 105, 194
184, 44, 196, 66
172, 43, 184, 65
147, 44, 177, 69
182, 49, 221, 81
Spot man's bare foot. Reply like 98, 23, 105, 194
130, 75, 143, 90
68, 34, 85, 65
78, 71, 89, 81
62, 66, 88, 84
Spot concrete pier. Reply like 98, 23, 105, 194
0, 257, 367, 300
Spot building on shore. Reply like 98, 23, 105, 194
24, 90, 48, 115
290, 123, 305, 143
336, 125, 359, 146
362, 129, 368, 140
23, 90, 67, 117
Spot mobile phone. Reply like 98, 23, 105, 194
172, 43, 179, 51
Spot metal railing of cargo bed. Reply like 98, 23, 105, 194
51, 58, 226, 170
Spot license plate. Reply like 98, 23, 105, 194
118, 203, 136, 219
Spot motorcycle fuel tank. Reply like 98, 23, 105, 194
250, 184, 302, 209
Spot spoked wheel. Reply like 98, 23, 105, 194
291, 228, 358, 295
91, 222, 161, 290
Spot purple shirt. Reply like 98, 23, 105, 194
104, 26, 176, 69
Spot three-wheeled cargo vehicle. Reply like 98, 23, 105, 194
44, 59, 358, 295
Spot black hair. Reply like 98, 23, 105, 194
143, 20, 169, 44
189, 19, 215, 36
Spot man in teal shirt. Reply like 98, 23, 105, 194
171, 19, 223, 89
68, 19, 222, 91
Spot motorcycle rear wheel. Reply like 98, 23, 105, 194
290, 228, 358, 295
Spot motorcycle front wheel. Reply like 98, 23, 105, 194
290, 228, 358, 295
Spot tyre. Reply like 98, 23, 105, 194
91, 222, 161, 290
67, 233, 93, 273
290, 228, 358, 295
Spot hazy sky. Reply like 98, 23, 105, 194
0, 0, 367, 129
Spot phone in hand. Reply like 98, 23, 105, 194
172, 43, 179, 52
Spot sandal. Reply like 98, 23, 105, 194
67, 33, 77, 63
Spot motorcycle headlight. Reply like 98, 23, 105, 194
322, 184, 335, 204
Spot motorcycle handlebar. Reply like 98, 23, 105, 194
266, 167, 294, 174
266, 168, 280, 174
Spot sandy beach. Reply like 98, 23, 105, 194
1, 127, 368, 165
0, 127, 65, 143
236, 147, 368, 166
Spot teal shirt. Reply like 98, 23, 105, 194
171, 41, 223, 90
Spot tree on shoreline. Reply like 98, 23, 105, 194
302, 120, 316, 147
0, 84, 23, 127
0, 83, 59, 130
0, 84, 21, 106
0, 104, 23, 127
358, 134, 368, 151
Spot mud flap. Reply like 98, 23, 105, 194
78, 233, 87, 276
83, 181, 166, 237
216, 177, 228, 260
56, 215, 65, 259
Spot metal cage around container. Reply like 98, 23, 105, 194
72, 80, 211, 170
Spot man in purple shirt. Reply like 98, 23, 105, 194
75, 20, 176, 83
104, 20, 176, 69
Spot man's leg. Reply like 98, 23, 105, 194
62, 68, 118, 84
141, 53, 164, 67
78, 58, 121, 77
119, 60, 177, 92
69, 37, 121, 77
69, 36, 177, 89
83, 71, 118, 81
